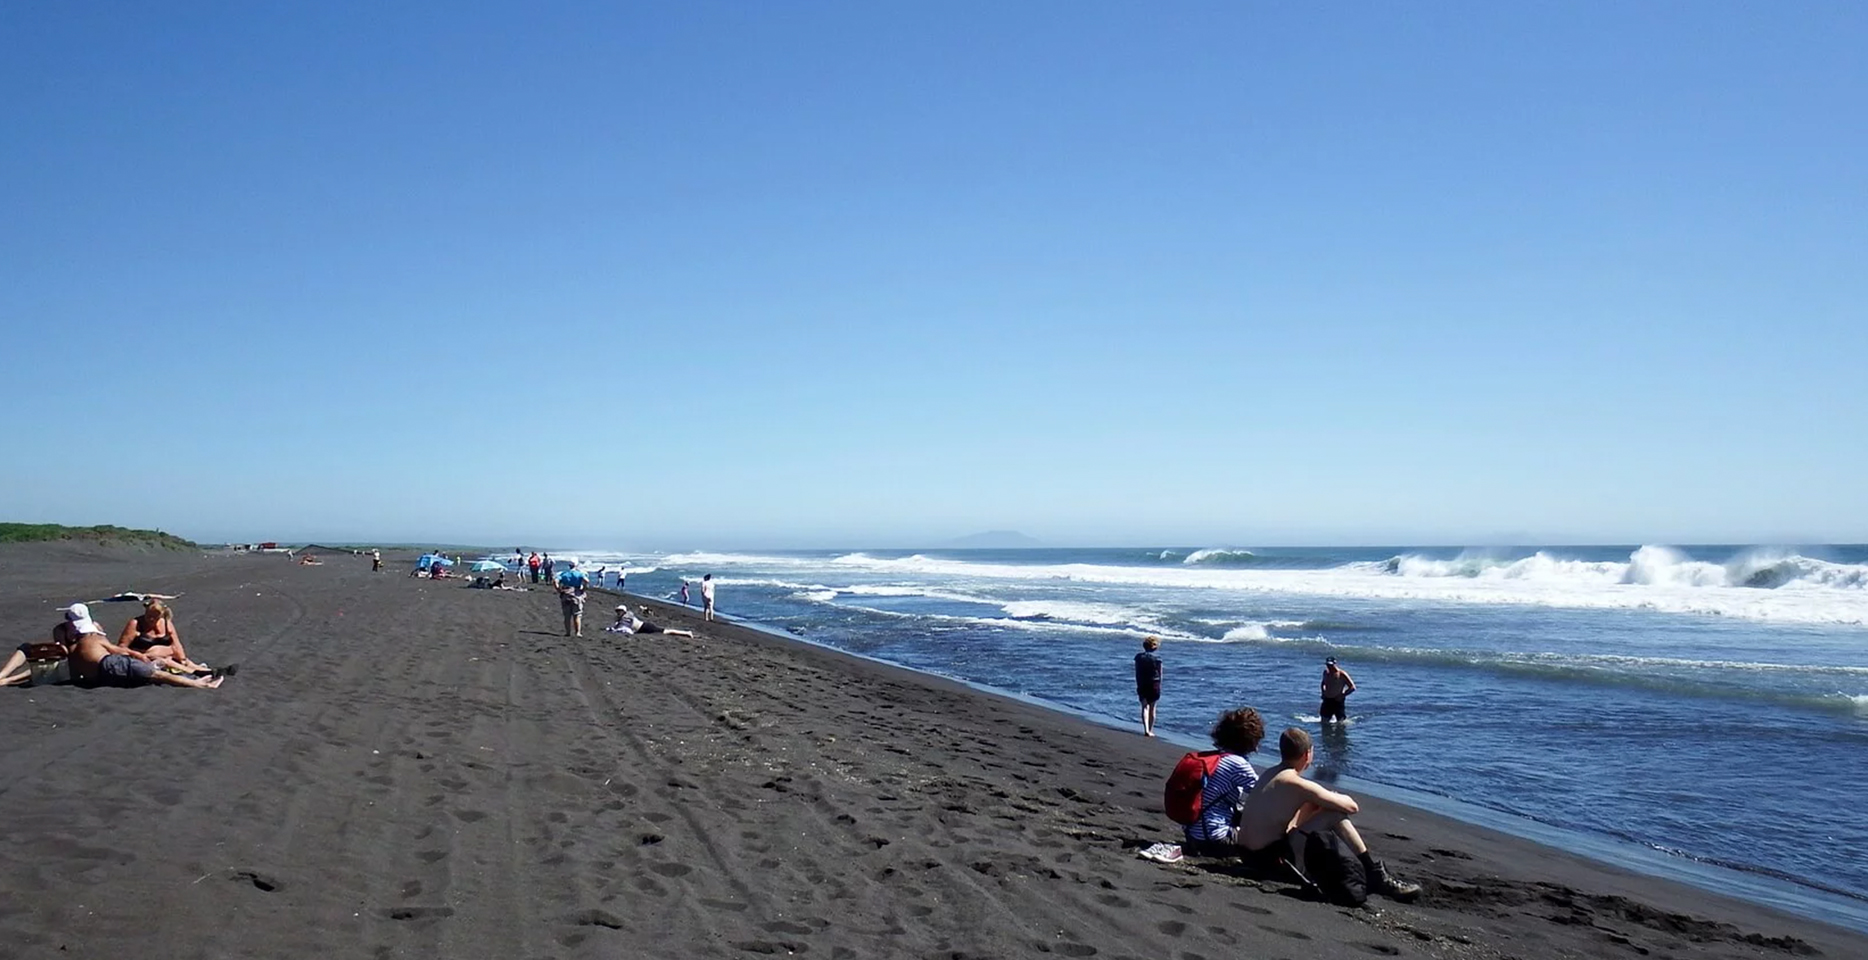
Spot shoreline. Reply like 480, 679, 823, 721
3, 544, 1861, 958
672, 600, 1868, 933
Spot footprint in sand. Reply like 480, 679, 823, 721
229, 870, 281, 892
380, 906, 454, 922
565, 908, 626, 929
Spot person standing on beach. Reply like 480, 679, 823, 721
371, 549, 382, 572
1135, 636, 1163, 737
555, 561, 591, 637
679, 580, 690, 606
618, 565, 627, 594
1320, 657, 1356, 724
541, 553, 553, 582
700, 574, 716, 621
527, 552, 541, 583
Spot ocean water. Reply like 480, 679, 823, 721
574, 544, 1868, 927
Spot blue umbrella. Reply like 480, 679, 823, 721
470, 559, 506, 574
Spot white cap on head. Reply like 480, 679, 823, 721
63, 602, 102, 636
616, 604, 628, 611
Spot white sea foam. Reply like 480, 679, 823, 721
1000, 600, 1138, 625
687, 548, 1868, 625
1183, 547, 1256, 565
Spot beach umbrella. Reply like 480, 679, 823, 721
470, 560, 506, 574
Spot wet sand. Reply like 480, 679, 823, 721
1, 543, 1859, 959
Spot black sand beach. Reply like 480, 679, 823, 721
2, 543, 1860, 959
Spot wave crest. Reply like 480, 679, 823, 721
1182, 547, 1258, 566
1375, 546, 1868, 593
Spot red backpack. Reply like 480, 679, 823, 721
1164, 750, 1225, 825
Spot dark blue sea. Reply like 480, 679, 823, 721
569, 544, 1868, 929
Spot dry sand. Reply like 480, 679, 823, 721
1, 544, 1860, 959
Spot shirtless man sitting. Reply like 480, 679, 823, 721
1236, 727, 1418, 901
62, 604, 223, 690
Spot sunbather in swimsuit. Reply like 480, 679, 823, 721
118, 599, 207, 672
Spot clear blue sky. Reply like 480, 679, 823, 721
4, 2, 1864, 548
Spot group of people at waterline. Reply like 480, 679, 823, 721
1133, 636, 1408, 899
1135, 638, 1356, 737
3, 597, 232, 690
542, 557, 715, 640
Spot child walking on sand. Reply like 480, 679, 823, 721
1135, 636, 1163, 736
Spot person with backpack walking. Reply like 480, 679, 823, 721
1236, 727, 1419, 902
1134, 636, 1163, 737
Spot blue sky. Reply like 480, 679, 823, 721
3, 2, 1864, 548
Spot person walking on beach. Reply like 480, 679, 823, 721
555, 561, 591, 637
1135, 636, 1163, 737
1320, 657, 1356, 724
371, 549, 382, 572
700, 574, 716, 621
1236, 728, 1418, 901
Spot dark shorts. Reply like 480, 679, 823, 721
1184, 835, 1292, 873
128, 636, 164, 653
98, 653, 156, 688
561, 593, 586, 614
1320, 697, 1346, 722
637, 621, 665, 635
1138, 682, 1160, 705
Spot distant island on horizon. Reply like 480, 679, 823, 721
944, 530, 1042, 548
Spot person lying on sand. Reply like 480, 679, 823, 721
117, 599, 210, 673
0, 638, 72, 687
605, 605, 695, 638
1236, 727, 1418, 901
62, 605, 224, 689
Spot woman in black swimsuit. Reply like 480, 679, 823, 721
118, 599, 207, 672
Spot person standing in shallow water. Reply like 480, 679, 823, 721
679, 580, 690, 606
700, 574, 715, 621
1320, 656, 1356, 724
1134, 636, 1163, 736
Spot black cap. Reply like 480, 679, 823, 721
1324, 656, 1337, 665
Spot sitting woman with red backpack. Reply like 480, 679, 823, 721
1166, 707, 1264, 855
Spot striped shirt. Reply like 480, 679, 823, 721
1185, 753, 1259, 844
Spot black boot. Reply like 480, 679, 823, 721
1367, 859, 1420, 902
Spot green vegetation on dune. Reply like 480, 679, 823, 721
0, 523, 197, 550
